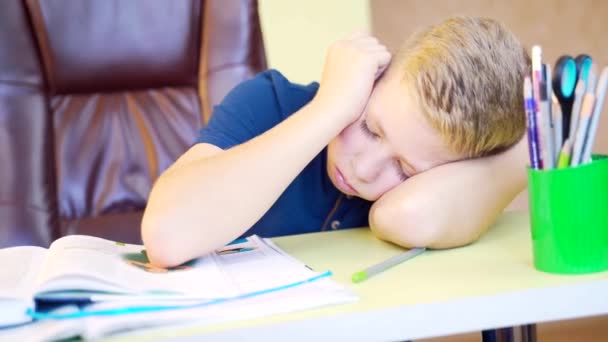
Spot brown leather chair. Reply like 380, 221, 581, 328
0, 0, 267, 248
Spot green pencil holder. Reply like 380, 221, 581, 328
528, 155, 608, 274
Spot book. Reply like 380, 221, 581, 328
0, 235, 356, 339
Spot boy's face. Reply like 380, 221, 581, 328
326, 71, 466, 201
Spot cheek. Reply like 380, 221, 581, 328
368, 172, 403, 200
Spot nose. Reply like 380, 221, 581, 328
352, 149, 389, 183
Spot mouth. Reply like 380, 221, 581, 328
334, 167, 358, 195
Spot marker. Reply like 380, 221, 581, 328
557, 139, 571, 169
352, 248, 425, 283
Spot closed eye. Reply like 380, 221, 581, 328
360, 119, 380, 139
394, 159, 409, 182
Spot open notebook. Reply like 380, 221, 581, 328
0, 235, 356, 340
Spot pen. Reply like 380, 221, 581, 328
352, 247, 426, 283
570, 73, 596, 166
568, 81, 585, 144
540, 63, 555, 168
545, 63, 553, 118
218, 247, 255, 255
524, 76, 541, 169
531, 46, 546, 169
581, 66, 608, 164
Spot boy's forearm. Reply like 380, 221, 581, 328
370, 137, 528, 249
144, 34, 391, 267
143, 100, 351, 267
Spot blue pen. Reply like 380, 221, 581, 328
524, 77, 541, 169
218, 247, 255, 255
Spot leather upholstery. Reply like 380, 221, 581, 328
0, 0, 266, 247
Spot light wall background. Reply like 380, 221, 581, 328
259, 0, 371, 84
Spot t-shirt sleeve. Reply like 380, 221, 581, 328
195, 71, 286, 150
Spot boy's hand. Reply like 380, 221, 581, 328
314, 32, 391, 125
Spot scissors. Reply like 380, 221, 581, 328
552, 54, 592, 138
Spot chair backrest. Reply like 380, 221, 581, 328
0, 0, 266, 247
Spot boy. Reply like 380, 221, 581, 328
142, 16, 530, 267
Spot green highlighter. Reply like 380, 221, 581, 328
352, 247, 426, 283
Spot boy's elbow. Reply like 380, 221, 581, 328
370, 199, 484, 250
369, 198, 441, 248
141, 207, 186, 268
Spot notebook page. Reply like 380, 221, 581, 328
36, 235, 236, 298
0, 246, 47, 326
79, 237, 357, 339
211, 235, 320, 295
83, 235, 322, 302
0, 246, 47, 299
82, 279, 357, 340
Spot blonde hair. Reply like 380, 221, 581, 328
395, 16, 530, 158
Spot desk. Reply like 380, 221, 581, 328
113, 212, 608, 341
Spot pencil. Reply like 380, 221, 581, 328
352, 248, 426, 283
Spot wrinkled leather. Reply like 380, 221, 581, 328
1, 0, 266, 247
0, 0, 57, 247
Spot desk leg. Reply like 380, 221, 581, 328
481, 324, 537, 342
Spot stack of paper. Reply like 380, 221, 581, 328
0, 235, 357, 340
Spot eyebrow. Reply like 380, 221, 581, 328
370, 116, 419, 175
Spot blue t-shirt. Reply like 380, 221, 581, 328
196, 70, 372, 238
